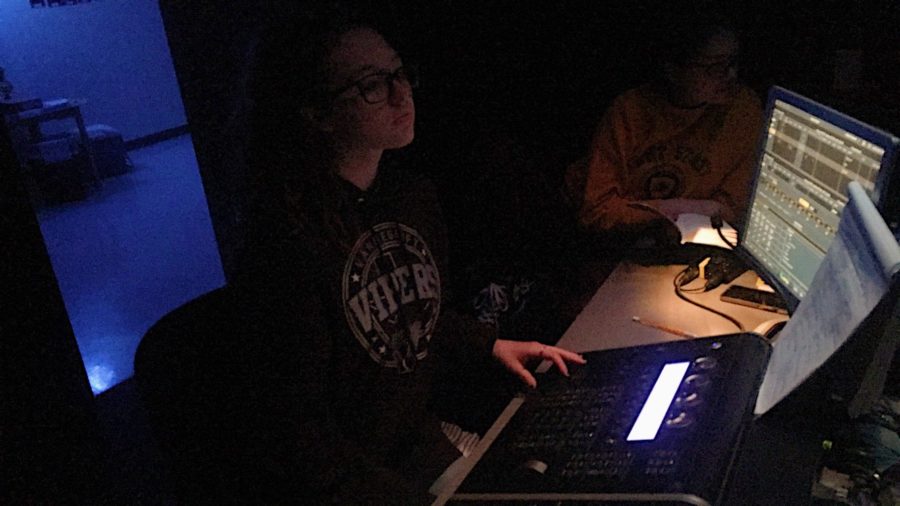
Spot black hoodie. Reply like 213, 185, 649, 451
235, 166, 498, 503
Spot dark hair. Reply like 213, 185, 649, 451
246, 6, 376, 251
650, 2, 738, 68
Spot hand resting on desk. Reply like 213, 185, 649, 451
492, 339, 586, 389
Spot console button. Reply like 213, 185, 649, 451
684, 374, 711, 388
665, 411, 693, 428
693, 356, 718, 370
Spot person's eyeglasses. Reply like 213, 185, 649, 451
686, 56, 739, 78
333, 65, 419, 104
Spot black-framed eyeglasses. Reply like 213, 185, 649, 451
685, 56, 739, 78
333, 65, 419, 104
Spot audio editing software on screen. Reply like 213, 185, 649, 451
743, 98, 887, 301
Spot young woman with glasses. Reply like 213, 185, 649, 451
570, 6, 763, 247
238, 10, 584, 504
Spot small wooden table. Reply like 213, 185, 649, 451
13, 98, 101, 189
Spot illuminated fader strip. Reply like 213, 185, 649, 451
626, 362, 691, 441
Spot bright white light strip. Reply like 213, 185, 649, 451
626, 362, 690, 441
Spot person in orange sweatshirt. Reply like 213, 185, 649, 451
235, 7, 586, 503
575, 7, 763, 246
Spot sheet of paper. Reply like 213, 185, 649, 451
675, 213, 737, 250
754, 182, 900, 415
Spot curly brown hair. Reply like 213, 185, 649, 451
246, 6, 377, 251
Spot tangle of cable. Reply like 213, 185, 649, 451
716, 226, 738, 249
673, 266, 745, 332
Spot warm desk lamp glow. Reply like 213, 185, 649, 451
675, 213, 737, 249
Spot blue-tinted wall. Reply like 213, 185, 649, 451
0, 0, 186, 141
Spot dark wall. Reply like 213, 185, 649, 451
158, 0, 264, 281
1, 123, 96, 502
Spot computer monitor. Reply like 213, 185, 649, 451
739, 86, 900, 313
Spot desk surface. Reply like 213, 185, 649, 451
557, 262, 788, 354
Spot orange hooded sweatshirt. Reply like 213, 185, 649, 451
579, 83, 763, 232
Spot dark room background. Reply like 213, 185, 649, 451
4, 0, 900, 503
6, 0, 900, 397
165, 0, 900, 304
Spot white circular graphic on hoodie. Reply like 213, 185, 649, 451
342, 222, 441, 372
